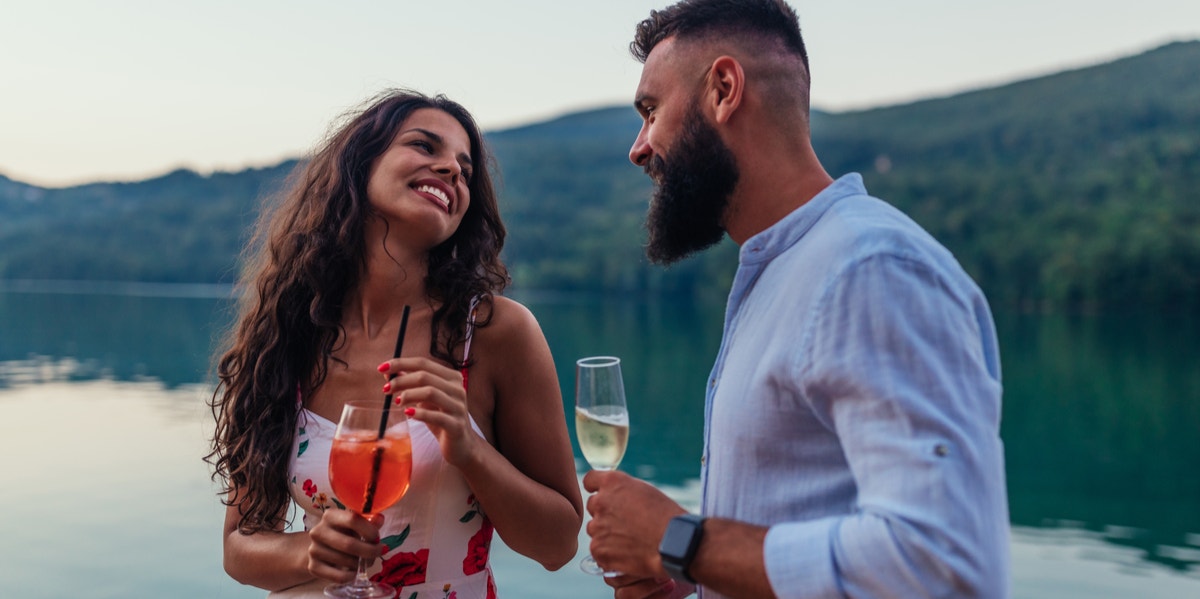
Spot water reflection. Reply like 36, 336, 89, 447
1011, 525, 1200, 597
518, 291, 721, 486
995, 309, 1200, 574
0, 284, 234, 388
1, 287, 1198, 593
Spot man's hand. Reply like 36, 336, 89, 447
606, 574, 696, 599
582, 470, 687, 580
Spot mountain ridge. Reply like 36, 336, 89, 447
2, 41, 1197, 310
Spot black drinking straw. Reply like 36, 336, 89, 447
362, 304, 410, 514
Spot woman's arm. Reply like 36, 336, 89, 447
221, 488, 313, 591
461, 297, 584, 569
388, 297, 584, 570
222, 488, 385, 590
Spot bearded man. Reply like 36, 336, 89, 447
583, 1, 1011, 598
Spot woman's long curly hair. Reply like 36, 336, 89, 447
206, 89, 509, 533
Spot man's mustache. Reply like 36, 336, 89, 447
644, 155, 666, 181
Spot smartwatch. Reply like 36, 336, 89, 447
659, 514, 705, 583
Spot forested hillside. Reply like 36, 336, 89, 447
814, 41, 1200, 310
0, 164, 295, 284
2, 40, 1197, 311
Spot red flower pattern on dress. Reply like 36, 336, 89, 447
462, 517, 494, 575
486, 573, 497, 599
301, 479, 335, 512
373, 548, 429, 590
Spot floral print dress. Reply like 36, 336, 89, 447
271, 301, 497, 599
270, 409, 497, 599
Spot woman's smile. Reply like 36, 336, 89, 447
412, 178, 453, 213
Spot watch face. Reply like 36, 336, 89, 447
660, 515, 703, 559
659, 515, 703, 583
661, 517, 699, 558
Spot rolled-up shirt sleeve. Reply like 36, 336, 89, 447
763, 252, 1009, 598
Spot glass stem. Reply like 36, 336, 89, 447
353, 557, 371, 588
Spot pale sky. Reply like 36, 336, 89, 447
2, 0, 1198, 188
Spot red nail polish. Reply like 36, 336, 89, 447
377, 362, 389, 372
382, 383, 391, 393
404, 408, 415, 417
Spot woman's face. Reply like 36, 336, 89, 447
365, 107, 474, 250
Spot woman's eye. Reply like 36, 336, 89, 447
411, 140, 433, 152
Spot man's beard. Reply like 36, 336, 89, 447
644, 105, 740, 265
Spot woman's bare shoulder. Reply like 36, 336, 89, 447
479, 295, 542, 339
473, 295, 555, 377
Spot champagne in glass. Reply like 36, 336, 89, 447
325, 400, 413, 599
575, 405, 629, 471
575, 356, 629, 576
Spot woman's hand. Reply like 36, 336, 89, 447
306, 509, 385, 583
380, 356, 482, 467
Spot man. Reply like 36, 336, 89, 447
581, 1, 1011, 598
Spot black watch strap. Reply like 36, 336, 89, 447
659, 514, 705, 583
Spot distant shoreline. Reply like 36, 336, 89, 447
0, 280, 668, 305
0, 279, 237, 299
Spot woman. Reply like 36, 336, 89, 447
207, 89, 583, 598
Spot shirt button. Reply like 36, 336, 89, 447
934, 444, 949, 457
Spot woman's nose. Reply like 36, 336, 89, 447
434, 158, 461, 183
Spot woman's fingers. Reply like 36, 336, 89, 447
376, 356, 479, 464
307, 510, 383, 579
383, 359, 465, 405
380, 356, 459, 382
307, 544, 360, 581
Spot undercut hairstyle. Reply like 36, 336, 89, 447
206, 88, 508, 534
631, 0, 809, 74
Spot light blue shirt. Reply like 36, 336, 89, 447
699, 174, 1009, 598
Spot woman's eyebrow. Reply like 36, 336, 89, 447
408, 128, 443, 144
407, 128, 472, 168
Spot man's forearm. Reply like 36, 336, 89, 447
689, 518, 774, 599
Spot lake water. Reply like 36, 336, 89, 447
0, 285, 1197, 598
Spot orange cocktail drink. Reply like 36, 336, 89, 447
329, 430, 413, 515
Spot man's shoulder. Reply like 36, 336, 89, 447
801, 190, 979, 290
811, 192, 938, 254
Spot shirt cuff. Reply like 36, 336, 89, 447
764, 519, 842, 599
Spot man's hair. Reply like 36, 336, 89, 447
630, 0, 809, 73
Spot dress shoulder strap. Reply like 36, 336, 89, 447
463, 295, 482, 362
461, 295, 482, 390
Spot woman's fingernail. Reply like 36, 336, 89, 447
382, 382, 391, 393
404, 407, 415, 417
377, 362, 390, 372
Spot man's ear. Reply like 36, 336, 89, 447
706, 56, 744, 124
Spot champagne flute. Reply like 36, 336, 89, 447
574, 356, 630, 577
325, 400, 414, 599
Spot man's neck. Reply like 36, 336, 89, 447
725, 155, 833, 244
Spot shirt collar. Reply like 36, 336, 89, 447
737, 173, 866, 265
